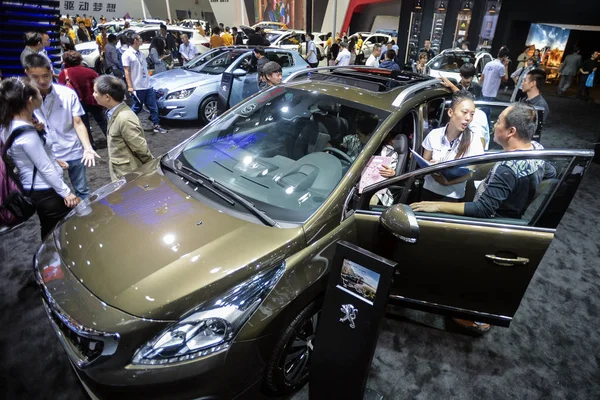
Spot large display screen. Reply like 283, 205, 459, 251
525, 23, 571, 68
337, 259, 381, 306
255, 0, 305, 30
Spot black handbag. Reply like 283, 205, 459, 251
1, 125, 39, 223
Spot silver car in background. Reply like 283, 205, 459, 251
151, 46, 309, 124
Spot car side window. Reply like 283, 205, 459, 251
282, 34, 301, 46
266, 52, 294, 68
362, 154, 572, 227
422, 96, 450, 134
238, 55, 254, 72
140, 30, 156, 44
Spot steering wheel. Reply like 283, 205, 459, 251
322, 147, 353, 164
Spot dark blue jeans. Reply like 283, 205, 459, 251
132, 88, 160, 126
67, 159, 91, 200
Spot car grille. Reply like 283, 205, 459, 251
37, 268, 119, 368
45, 299, 105, 362
159, 107, 171, 116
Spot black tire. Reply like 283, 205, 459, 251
199, 95, 218, 124
263, 299, 321, 396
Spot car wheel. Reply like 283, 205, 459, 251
199, 95, 218, 124
263, 299, 321, 395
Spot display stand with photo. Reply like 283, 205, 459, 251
309, 241, 397, 400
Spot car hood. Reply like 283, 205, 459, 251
150, 69, 218, 91
51, 163, 302, 320
75, 41, 97, 51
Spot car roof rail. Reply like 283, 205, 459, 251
284, 66, 437, 95
391, 78, 443, 107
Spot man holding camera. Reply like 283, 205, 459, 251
480, 47, 510, 101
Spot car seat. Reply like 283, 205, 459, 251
391, 134, 408, 175
313, 103, 348, 147
522, 178, 559, 222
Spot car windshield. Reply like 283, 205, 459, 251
176, 87, 389, 223
429, 52, 475, 72
266, 33, 282, 43
185, 48, 230, 70
190, 50, 247, 75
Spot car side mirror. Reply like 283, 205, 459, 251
233, 68, 247, 77
379, 204, 420, 244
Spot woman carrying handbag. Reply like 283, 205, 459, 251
0, 78, 79, 238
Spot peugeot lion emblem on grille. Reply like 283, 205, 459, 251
339, 304, 358, 329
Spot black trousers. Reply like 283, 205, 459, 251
577, 75, 591, 99
81, 104, 108, 149
30, 188, 71, 239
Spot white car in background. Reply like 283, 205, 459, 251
179, 19, 207, 29
76, 41, 103, 72
425, 50, 493, 83
350, 32, 393, 59
76, 25, 210, 72
266, 30, 325, 61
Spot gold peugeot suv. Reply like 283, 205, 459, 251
35, 67, 593, 399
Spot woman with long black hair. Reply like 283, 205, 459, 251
421, 90, 484, 201
0, 78, 78, 238
149, 37, 172, 74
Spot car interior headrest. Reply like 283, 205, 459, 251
317, 103, 340, 114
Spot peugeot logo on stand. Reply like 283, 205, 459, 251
339, 304, 358, 329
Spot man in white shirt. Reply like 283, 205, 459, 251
365, 44, 381, 68
24, 53, 100, 200
305, 33, 319, 68
480, 47, 510, 100
122, 32, 167, 134
179, 34, 197, 64
335, 42, 351, 66
469, 108, 490, 150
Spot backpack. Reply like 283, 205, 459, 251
146, 53, 155, 70
0, 125, 39, 226
316, 46, 324, 62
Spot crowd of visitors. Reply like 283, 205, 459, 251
1, 13, 598, 240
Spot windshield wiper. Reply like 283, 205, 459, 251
168, 158, 279, 227
162, 158, 235, 206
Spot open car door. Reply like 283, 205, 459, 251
344, 149, 593, 326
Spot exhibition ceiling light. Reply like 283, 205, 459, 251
489, 2, 498, 13
414, 0, 423, 10
463, 1, 472, 11
438, 1, 447, 12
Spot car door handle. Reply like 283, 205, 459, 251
485, 254, 530, 266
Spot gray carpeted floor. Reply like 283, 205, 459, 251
1, 86, 599, 400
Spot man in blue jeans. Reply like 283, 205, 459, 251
24, 53, 99, 200
122, 31, 168, 134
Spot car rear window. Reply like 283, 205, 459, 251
429, 53, 476, 72
266, 52, 294, 68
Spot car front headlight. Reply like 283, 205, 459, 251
166, 87, 196, 100
79, 49, 96, 55
131, 263, 286, 366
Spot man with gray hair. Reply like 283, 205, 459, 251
20, 32, 52, 68
365, 43, 381, 67
179, 33, 197, 63
92, 75, 153, 180
335, 41, 351, 66
411, 102, 555, 219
